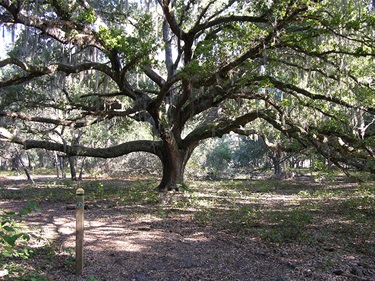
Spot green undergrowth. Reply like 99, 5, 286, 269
0, 177, 374, 247
184, 179, 374, 248
0, 202, 47, 280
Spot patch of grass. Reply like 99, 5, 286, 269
176, 178, 374, 248
62, 178, 161, 206
256, 208, 314, 244
1, 261, 47, 280
0, 180, 76, 202
1, 237, 79, 280
193, 207, 213, 226
0, 170, 20, 177
225, 205, 263, 231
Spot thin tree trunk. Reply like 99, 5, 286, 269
269, 151, 282, 175
37, 150, 45, 168
69, 156, 77, 181
59, 155, 66, 178
78, 158, 86, 181
53, 151, 60, 178
19, 157, 33, 182
16, 152, 33, 183
0, 160, 6, 171
27, 152, 32, 169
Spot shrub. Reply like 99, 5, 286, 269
0, 202, 40, 278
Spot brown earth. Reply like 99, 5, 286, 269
0, 175, 374, 281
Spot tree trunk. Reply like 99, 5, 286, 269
11, 156, 19, 171
53, 151, 60, 178
274, 159, 282, 175
15, 151, 33, 182
269, 151, 282, 175
0, 160, 7, 171
59, 154, 66, 178
69, 156, 77, 181
37, 150, 45, 168
157, 136, 197, 192
27, 152, 32, 169
78, 158, 86, 181
19, 155, 33, 182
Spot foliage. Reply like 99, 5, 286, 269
202, 134, 276, 178
232, 136, 268, 168
186, 178, 375, 247
205, 138, 232, 175
0, 202, 42, 279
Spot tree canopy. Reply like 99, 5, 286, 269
1, 0, 375, 190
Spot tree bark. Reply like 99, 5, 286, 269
69, 156, 77, 181
0, 160, 7, 171
157, 135, 197, 192
53, 151, 60, 179
19, 155, 33, 182
11, 156, 19, 171
78, 158, 85, 181
37, 150, 45, 168
269, 151, 282, 175
59, 155, 66, 178
16, 151, 33, 182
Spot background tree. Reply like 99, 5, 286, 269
1, 0, 375, 191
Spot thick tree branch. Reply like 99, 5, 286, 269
0, 111, 99, 128
158, 0, 185, 40
0, 127, 163, 158
183, 110, 270, 147
0, 58, 116, 88
24, 139, 163, 158
142, 66, 166, 88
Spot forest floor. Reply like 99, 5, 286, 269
0, 174, 374, 281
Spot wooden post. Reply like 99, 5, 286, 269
76, 188, 84, 276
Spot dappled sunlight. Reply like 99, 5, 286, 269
0, 176, 374, 280
181, 232, 211, 243
55, 221, 75, 236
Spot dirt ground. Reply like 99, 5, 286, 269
0, 175, 374, 281
2, 200, 301, 281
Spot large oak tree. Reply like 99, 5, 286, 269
1, 0, 375, 190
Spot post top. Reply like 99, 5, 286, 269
76, 188, 85, 195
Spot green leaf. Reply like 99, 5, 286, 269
19, 208, 31, 216
3, 226, 15, 232
1, 220, 12, 227
3, 233, 23, 247
27, 202, 40, 212
2, 251, 13, 257
22, 233, 30, 242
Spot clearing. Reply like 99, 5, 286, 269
0, 174, 374, 280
